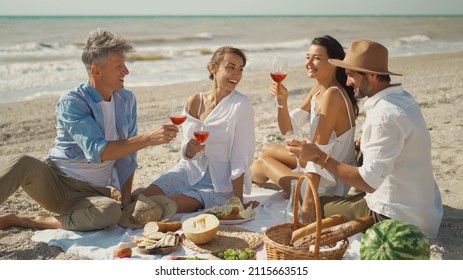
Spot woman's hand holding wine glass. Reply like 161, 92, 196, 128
270, 55, 288, 108
193, 123, 209, 160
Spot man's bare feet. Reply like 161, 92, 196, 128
0, 213, 62, 230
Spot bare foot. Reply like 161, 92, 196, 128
0, 213, 21, 229
0, 213, 62, 230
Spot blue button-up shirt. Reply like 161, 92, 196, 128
47, 82, 138, 189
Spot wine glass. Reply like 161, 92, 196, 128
164, 99, 187, 150
285, 130, 305, 173
270, 56, 288, 108
193, 123, 209, 160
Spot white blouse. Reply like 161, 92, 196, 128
178, 90, 256, 194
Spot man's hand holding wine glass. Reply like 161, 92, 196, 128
164, 99, 187, 150
286, 138, 327, 166
146, 125, 179, 146
285, 130, 305, 173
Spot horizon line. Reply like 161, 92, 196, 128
1, 14, 462, 17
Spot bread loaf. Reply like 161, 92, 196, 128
144, 221, 182, 234
290, 214, 344, 245
293, 216, 374, 249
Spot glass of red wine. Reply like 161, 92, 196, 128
164, 99, 187, 150
193, 123, 209, 160
270, 56, 288, 108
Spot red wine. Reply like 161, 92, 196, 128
194, 131, 209, 143
270, 72, 287, 83
170, 115, 187, 125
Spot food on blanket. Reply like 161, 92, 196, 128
237, 204, 253, 219
144, 221, 182, 234
136, 231, 167, 247
182, 214, 219, 244
360, 219, 430, 260
215, 248, 256, 260
143, 231, 165, 240
290, 214, 345, 245
115, 246, 132, 258
293, 216, 374, 249
204, 196, 253, 220
224, 196, 244, 214
204, 205, 223, 217
137, 232, 178, 250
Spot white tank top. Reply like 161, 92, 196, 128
305, 87, 356, 197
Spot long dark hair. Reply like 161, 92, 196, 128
311, 35, 359, 117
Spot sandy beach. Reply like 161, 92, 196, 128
0, 51, 462, 260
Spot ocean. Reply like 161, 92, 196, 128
1, 15, 463, 104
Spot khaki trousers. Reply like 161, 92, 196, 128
320, 192, 390, 223
0, 155, 121, 231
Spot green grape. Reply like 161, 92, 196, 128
228, 250, 238, 256
238, 252, 249, 260
218, 248, 256, 260
245, 248, 256, 258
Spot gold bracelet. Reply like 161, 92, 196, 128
321, 153, 331, 169
314, 150, 324, 163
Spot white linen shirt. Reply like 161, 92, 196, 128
178, 90, 256, 194
359, 84, 443, 238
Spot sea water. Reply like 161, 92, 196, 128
1, 15, 463, 104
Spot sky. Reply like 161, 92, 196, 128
1, 0, 462, 16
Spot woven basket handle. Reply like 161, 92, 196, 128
293, 174, 321, 259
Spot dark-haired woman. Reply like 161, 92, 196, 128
251, 35, 358, 222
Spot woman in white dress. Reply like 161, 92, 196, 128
251, 35, 359, 223
138, 46, 259, 213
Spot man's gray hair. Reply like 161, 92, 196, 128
81, 28, 134, 72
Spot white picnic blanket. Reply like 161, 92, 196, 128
32, 187, 362, 260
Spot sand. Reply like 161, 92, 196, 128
0, 52, 462, 260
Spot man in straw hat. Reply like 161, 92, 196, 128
0, 29, 179, 231
287, 40, 443, 238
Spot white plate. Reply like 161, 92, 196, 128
219, 213, 255, 225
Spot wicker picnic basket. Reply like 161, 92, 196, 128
263, 174, 349, 260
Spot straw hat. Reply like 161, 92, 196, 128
329, 40, 402, 76
118, 194, 177, 229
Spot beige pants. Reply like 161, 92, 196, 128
320, 192, 390, 223
0, 155, 121, 231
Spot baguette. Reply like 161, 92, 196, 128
290, 214, 345, 245
293, 216, 374, 249
144, 221, 182, 234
